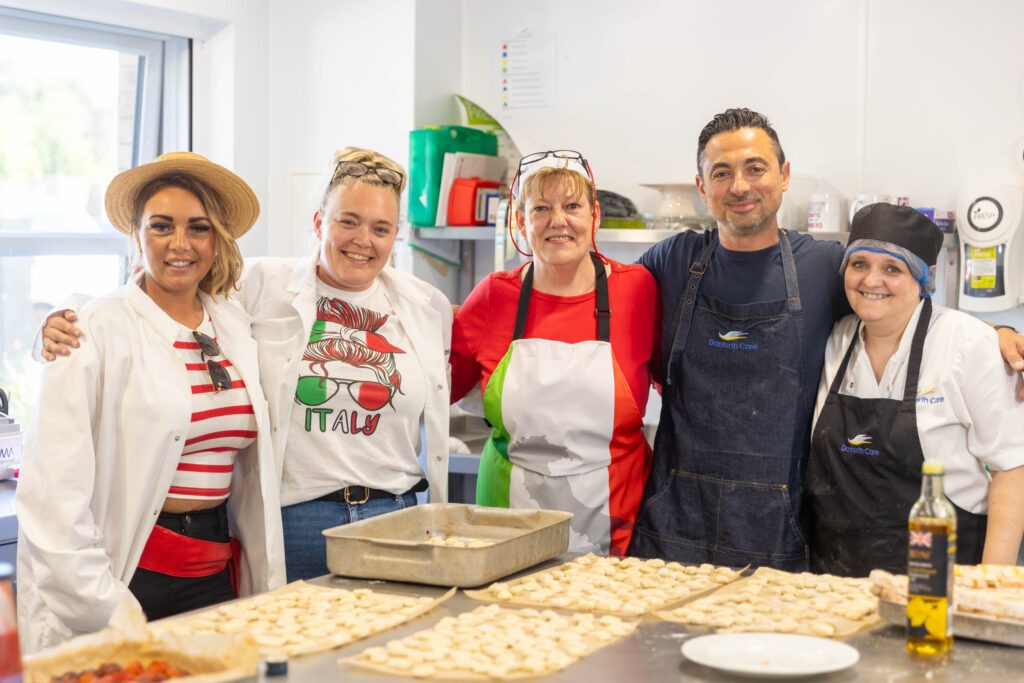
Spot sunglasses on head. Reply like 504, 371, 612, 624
511, 150, 593, 196
192, 331, 232, 393
332, 160, 404, 187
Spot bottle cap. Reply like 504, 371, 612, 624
261, 655, 288, 677
922, 460, 945, 474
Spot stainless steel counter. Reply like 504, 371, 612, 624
221, 559, 1021, 683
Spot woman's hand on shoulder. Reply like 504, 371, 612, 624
41, 309, 83, 362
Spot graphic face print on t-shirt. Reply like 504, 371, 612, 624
294, 296, 405, 436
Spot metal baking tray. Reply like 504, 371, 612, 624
323, 503, 571, 587
878, 597, 1024, 647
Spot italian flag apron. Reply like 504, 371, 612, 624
476, 254, 648, 555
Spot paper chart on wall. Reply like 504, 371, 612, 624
495, 28, 556, 114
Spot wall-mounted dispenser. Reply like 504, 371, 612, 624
956, 185, 1024, 312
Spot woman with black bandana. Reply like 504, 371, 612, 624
806, 203, 1024, 577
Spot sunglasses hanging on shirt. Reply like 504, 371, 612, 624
192, 330, 232, 393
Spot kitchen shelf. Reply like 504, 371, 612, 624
413, 227, 695, 243
413, 227, 495, 240
803, 231, 958, 248
415, 228, 958, 248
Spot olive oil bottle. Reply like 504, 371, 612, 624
906, 460, 956, 656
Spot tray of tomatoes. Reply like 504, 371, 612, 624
49, 660, 190, 683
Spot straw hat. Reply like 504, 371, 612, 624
104, 151, 260, 237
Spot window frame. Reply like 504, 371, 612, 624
0, 6, 190, 262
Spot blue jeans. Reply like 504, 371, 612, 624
281, 493, 417, 582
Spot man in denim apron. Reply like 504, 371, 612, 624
628, 109, 849, 570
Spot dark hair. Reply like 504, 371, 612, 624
696, 108, 785, 174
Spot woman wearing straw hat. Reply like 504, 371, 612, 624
805, 203, 1024, 577
38, 147, 451, 583
450, 151, 658, 556
16, 152, 285, 653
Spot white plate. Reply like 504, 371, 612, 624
682, 633, 859, 678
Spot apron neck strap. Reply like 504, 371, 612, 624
779, 229, 802, 314
593, 252, 611, 341
666, 231, 718, 369
513, 262, 535, 340
513, 253, 610, 342
902, 297, 932, 404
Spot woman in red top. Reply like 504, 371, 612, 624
450, 151, 659, 556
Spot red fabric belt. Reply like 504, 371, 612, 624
137, 523, 233, 578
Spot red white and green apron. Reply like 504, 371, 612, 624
476, 254, 649, 555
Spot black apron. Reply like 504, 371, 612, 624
629, 230, 811, 570
806, 298, 987, 576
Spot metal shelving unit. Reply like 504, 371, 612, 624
413, 227, 693, 243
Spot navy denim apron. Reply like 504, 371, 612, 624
806, 298, 987, 576
630, 230, 810, 570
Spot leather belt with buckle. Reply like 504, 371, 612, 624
314, 479, 428, 505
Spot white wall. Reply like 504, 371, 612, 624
17, 0, 1024, 325
455, 0, 1024, 325
264, 0, 419, 257
461, 0, 1024, 221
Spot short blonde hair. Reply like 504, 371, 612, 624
517, 167, 594, 213
130, 174, 245, 297
320, 147, 407, 209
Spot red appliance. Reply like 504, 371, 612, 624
448, 177, 503, 226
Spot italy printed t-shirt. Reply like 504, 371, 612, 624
281, 278, 426, 506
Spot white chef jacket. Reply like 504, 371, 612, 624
16, 283, 286, 654
237, 256, 452, 503
813, 301, 1024, 513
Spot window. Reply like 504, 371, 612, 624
0, 8, 189, 426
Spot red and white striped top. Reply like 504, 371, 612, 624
167, 317, 257, 501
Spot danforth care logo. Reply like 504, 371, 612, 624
841, 434, 880, 456
708, 330, 758, 350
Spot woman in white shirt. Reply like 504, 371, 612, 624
806, 202, 1024, 577
235, 148, 452, 581
17, 153, 285, 653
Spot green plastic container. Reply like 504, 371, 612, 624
409, 126, 498, 226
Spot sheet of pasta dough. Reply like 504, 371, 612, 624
342, 603, 638, 680
657, 566, 881, 638
465, 553, 744, 616
150, 581, 455, 657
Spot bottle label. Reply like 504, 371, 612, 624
907, 530, 955, 640
907, 530, 954, 597
807, 200, 825, 231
